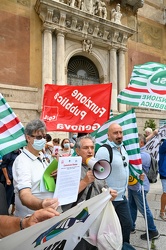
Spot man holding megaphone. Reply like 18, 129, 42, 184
74, 134, 117, 203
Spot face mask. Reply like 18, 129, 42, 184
72, 135, 77, 139
64, 143, 70, 149
32, 138, 46, 151
110, 141, 123, 148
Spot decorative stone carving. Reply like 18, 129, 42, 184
82, 39, 93, 53
68, 0, 75, 7
53, 16, 59, 23
66, 19, 71, 27
88, 26, 94, 34
35, 0, 136, 48
76, 23, 82, 31
66, 0, 108, 19
81, 0, 93, 14
111, 4, 122, 24
121, 0, 144, 14
46, 8, 54, 22
94, 0, 107, 19
138, 22, 162, 49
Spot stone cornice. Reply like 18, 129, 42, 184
35, 0, 136, 49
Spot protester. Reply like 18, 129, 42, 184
158, 139, 166, 221
0, 182, 60, 239
95, 123, 133, 244
128, 134, 160, 240
0, 154, 2, 165
0, 183, 8, 215
44, 133, 54, 162
69, 132, 78, 148
1, 150, 20, 212
12, 119, 59, 217
52, 138, 61, 159
0, 208, 60, 239
145, 127, 158, 142
75, 135, 117, 202
62, 134, 117, 249
58, 138, 74, 157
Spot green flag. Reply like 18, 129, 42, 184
0, 93, 27, 156
117, 62, 166, 110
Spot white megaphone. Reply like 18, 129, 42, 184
86, 157, 111, 180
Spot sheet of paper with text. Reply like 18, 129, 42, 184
53, 156, 82, 205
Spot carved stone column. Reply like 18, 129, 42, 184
56, 32, 65, 85
42, 28, 52, 87
109, 47, 118, 112
118, 48, 126, 112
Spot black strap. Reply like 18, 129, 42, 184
100, 144, 126, 163
101, 144, 113, 163
86, 184, 93, 200
71, 188, 85, 208
71, 183, 93, 207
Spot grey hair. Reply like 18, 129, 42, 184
75, 134, 95, 149
24, 119, 46, 136
138, 133, 146, 145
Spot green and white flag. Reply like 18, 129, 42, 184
117, 62, 166, 111
91, 109, 142, 183
0, 93, 27, 156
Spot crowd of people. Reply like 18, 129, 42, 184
0, 120, 165, 250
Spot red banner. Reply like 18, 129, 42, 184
41, 83, 112, 133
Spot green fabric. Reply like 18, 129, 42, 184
43, 159, 58, 192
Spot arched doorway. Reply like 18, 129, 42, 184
67, 55, 100, 85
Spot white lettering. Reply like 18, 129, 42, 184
56, 123, 100, 132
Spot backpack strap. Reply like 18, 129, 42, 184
100, 144, 126, 164
71, 183, 93, 207
101, 144, 113, 163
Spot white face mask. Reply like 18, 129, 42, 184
32, 138, 46, 151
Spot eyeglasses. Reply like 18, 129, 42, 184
30, 135, 46, 140
122, 156, 127, 167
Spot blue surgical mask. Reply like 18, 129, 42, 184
110, 141, 123, 148
32, 138, 46, 151
72, 135, 77, 139
64, 143, 70, 149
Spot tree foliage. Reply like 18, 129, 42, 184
144, 119, 156, 131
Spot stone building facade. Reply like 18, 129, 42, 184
0, 0, 166, 135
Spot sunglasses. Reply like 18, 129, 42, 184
122, 155, 127, 167
30, 135, 46, 140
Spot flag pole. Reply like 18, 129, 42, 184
141, 185, 150, 250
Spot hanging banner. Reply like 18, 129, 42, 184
41, 83, 112, 132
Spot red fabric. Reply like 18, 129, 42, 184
41, 83, 112, 133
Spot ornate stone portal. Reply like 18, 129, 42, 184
35, 0, 137, 112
